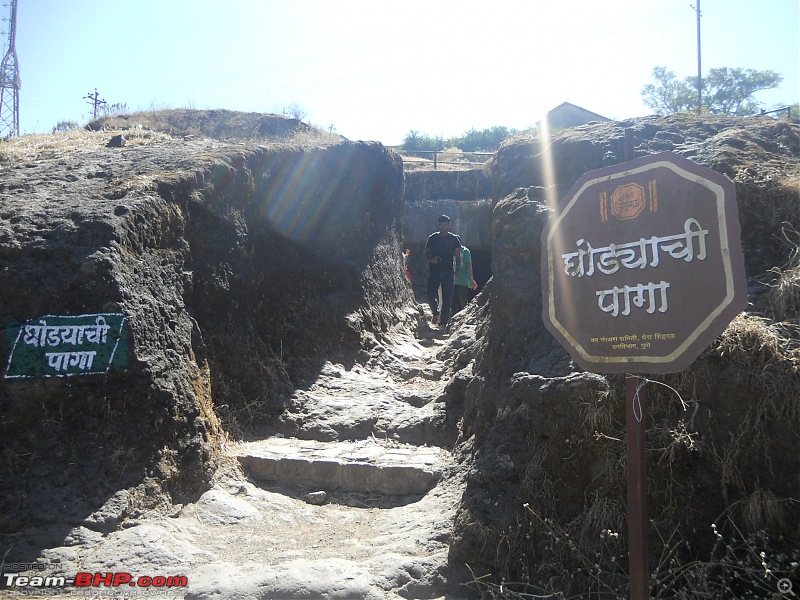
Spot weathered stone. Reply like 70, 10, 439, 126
107, 133, 126, 147
304, 491, 327, 505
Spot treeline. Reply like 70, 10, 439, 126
398, 125, 520, 152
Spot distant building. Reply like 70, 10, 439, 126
537, 102, 610, 133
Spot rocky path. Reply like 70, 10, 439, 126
18, 309, 469, 599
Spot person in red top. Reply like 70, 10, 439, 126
424, 215, 462, 328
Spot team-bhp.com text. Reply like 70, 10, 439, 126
3, 571, 188, 589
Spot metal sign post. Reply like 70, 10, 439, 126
541, 129, 747, 599
624, 129, 648, 600
626, 375, 649, 599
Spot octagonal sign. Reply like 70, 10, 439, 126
541, 152, 747, 374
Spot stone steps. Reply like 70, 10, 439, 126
234, 436, 447, 496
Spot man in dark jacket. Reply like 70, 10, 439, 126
424, 215, 462, 328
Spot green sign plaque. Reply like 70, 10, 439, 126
5, 313, 128, 379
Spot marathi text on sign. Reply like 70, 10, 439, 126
561, 218, 708, 278
540, 151, 747, 374
5, 313, 127, 378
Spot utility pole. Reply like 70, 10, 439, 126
695, 0, 702, 114
84, 88, 106, 120
0, 0, 21, 138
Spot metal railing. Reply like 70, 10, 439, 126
391, 149, 494, 170
757, 106, 793, 119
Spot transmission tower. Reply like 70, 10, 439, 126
0, 0, 20, 138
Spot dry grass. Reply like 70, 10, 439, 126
717, 313, 800, 401
657, 419, 702, 467
579, 387, 613, 432
766, 234, 800, 323
709, 314, 800, 502
193, 362, 229, 454
88, 108, 339, 146
737, 488, 791, 532
0, 109, 341, 168
769, 262, 800, 321
736, 172, 800, 275
0, 127, 174, 164
581, 495, 624, 546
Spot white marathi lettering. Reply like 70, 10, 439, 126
45, 352, 68, 372
84, 316, 110, 344
68, 351, 96, 370
611, 342, 639, 350
23, 317, 110, 347
59, 325, 86, 346
657, 218, 708, 262
45, 351, 97, 372
23, 321, 47, 347
562, 239, 596, 277
561, 218, 709, 277
596, 281, 670, 317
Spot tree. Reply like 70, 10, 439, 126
450, 126, 517, 152
283, 103, 308, 121
640, 67, 696, 114
641, 66, 783, 116
400, 130, 443, 152
399, 126, 515, 153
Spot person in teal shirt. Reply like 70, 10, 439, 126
452, 245, 477, 315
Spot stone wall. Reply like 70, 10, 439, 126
403, 167, 491, 203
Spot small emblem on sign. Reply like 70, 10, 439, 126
611, 183, 645, 220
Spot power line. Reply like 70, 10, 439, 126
0, 0, 20, 138
695, 0, 702, 114
84, 88, 106, 119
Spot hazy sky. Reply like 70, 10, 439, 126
8, 0, 800, 144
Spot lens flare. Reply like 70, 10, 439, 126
241, 146, 372, 247
536, 115, 559, 214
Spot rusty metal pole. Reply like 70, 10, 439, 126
624, 127, 650, 600
626, 375, 649, 599
625, 129, 635, 164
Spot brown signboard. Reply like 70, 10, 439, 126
541, 152, 747, 374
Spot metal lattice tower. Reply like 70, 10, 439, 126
0, 0, 20, 138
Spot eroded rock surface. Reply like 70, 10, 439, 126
447, 115, 800, 596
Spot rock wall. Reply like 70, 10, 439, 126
403, 167, 491, 203
170, 143, 408, 428
447, 115, 800, 595
0, 130, 407, 551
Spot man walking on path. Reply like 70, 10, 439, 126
424, 215, 462, 329
452, 245, 478, 315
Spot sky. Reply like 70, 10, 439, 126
6, 0, 799, 145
